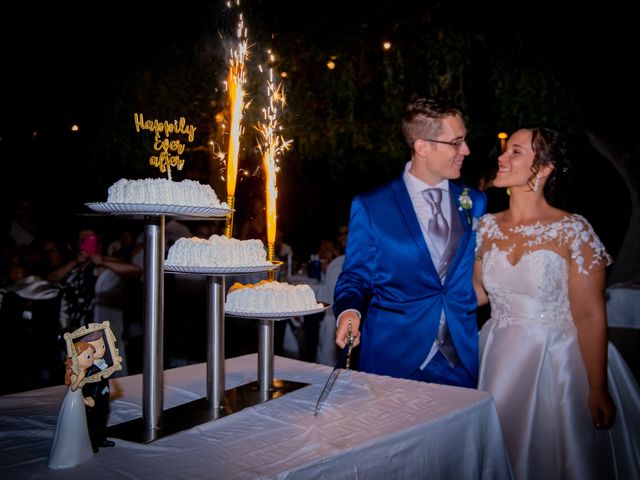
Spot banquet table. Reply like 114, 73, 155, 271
0, 354, 513, 479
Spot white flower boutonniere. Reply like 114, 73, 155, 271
458, 187, 473, 224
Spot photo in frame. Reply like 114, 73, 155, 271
63, 321, 122, 387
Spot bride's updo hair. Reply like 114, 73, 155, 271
529, 126, 569, 204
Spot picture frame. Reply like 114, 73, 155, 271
63, 321, 123, 387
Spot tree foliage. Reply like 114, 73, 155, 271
4, 1, 632, 261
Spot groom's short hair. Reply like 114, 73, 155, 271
402, 97, 463, 147
82, 330, 104, 342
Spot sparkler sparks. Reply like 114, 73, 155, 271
223, 9, 249, 238
254, 67, 292, 271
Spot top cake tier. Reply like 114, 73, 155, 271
107, 178, 229, 209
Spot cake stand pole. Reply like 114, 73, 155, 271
142, 215, 165, 440
206, 276, 225, 417
257, 319, 275, 395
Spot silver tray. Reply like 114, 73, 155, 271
164, 261, 283, 275
225, 302, 330, 319
85, 202, 232, 218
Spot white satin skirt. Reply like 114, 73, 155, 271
48, 387, 94, 469
479, 320, 640, 480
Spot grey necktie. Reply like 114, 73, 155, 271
423, 188, 449, 255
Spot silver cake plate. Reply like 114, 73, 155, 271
225, 302, 331, 320
85, 202, 233, 218
164, 261, 283, 275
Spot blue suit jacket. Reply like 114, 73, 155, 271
333, 176, 486, 382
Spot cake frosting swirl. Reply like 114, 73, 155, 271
166, 235, 271, 267
225, 280, 322, 313
107, 178, 228, 208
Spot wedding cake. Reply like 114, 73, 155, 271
225, 280, 322, 313
107, 178, 228, 208
166, 235, 271, 267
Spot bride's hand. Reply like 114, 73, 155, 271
588, 387, 616, 429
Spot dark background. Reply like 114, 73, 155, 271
1, 0, 636, 260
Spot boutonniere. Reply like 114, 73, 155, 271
458, 187, 473, 223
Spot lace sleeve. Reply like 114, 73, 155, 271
566, 214, 613, 275
475, 214, 496, 260
475, 219, 484, 259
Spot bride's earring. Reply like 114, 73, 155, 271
532, 176, 540, 192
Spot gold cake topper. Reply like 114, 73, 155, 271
133, 113, 197, 180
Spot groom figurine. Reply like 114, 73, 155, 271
334, 97, 486, 388
81, 330, 115, 452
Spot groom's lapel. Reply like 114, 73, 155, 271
391, 177, 439, 278
446, 181, 473, 279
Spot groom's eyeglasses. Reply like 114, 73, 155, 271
415, 137, 467, 151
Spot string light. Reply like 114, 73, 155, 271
498, 132, 508, 153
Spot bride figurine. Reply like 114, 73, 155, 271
473, 126, 640, 479
48, 341, 96, 469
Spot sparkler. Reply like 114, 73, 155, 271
254, 66, 292, 279
223, 11, 249, 238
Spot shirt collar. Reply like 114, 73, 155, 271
403, 161, 449, 195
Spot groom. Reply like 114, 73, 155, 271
334, 97, 486, 388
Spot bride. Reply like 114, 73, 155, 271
473, 127, 639, 479
48, 341, 96, 469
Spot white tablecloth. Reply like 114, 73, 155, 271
0, 355, 513, 479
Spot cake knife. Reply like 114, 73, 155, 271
314, 321, 353, 416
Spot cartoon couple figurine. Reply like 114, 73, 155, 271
49, 324, 119, 469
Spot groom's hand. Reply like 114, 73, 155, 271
336, 311, 361, 349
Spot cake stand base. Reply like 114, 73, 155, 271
106, 378, 309, 443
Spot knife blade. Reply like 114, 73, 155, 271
314, 323, 353, 416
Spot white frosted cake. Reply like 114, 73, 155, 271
225, 280, 322, 313
107, 178, 228, 208
166, 235, 271, 267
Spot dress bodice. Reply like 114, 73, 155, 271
476, 213, 612, 329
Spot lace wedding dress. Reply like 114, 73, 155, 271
476, 213, 640, 480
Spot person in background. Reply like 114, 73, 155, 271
473, 126, 640, 479
317, 239, 340, 274
48, 229, 141, 326
48, 228, 142, 375
274, 229, 293, 282
8, 199, 37, 247
335, 224, 349, 255
165, 219, 192, 251
316, 225, 349, 366
334, 96, 486, 387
